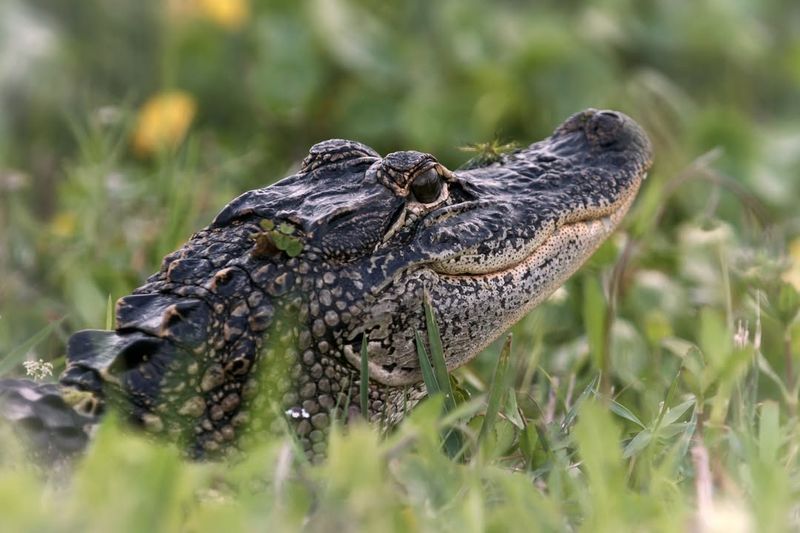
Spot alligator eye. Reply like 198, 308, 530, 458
410, 168, 443, 204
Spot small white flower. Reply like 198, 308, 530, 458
733, 320, 750, 349
284, 407, 310, 419
23, 359, 53, 380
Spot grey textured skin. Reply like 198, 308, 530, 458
0, 109, 652, 462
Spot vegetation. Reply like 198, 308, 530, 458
1, 0, 799, 530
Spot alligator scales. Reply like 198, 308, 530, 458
0, 109, 652, 463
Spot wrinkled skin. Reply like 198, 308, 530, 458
1, 109, 652, 462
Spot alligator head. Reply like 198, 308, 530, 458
54, 108, 652, 461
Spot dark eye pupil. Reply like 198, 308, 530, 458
411, 169, 442, 203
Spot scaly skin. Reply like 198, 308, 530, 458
0, 109, 652, 463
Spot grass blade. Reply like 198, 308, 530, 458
422, 291, 456, 413
478, 334, 512, 446
359, 335, 369, 421
623, 429, 653, 459
661, 398, 695, 427
562, 375, 598, 431
503, 390, 526, 430
653, 366, 683, 432
105, 293, 114, 330
415, 331, 439, 394
582, 276, 608, 394
418, 294, 463, 458
608, 399, 647, 429
416, 330, 460, 458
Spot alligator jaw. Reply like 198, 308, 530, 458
353, 181, 643, 388
431, 209, 628, 279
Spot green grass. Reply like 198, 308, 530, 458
2, 231, 798, 532
1, 0, 800, 531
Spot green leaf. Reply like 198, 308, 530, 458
654, 367, 684, 431
449, 375, 470, 405
270, 231, 304, 257
623, 429, 652, 458
278, 222, 295, 235
284, 239, 304, 257
774, 282, 800, 325
259, 218, 275, 231
503, 388, 525, 430
608, 399, 646, 429
271, 232, 289, 250
673, 407, 698, 461
483, 418, 518, 458
661, 398, 695, 427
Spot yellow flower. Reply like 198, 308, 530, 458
198, 0, 249, 30
132, 91, 197, 157
784, 237, 800, 291
50, 211, 77, 238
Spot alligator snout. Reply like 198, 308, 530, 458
557, 108, 653, 165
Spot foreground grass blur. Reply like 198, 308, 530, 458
1, 0, 799, 531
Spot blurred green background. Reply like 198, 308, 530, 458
2, 1, 800, 530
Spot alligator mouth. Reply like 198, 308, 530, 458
345, 210, 629, 388
429, 206, 629, 279
346, 207, 632, 388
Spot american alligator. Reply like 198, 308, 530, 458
0, 109, 652, 463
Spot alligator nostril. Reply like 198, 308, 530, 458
588, 110, 625, 145
594, 111, 623, 130
598, 110, 622, 120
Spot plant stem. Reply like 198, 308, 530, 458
785, 328, 796, 418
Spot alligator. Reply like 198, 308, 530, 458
0, 109, 652, 463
